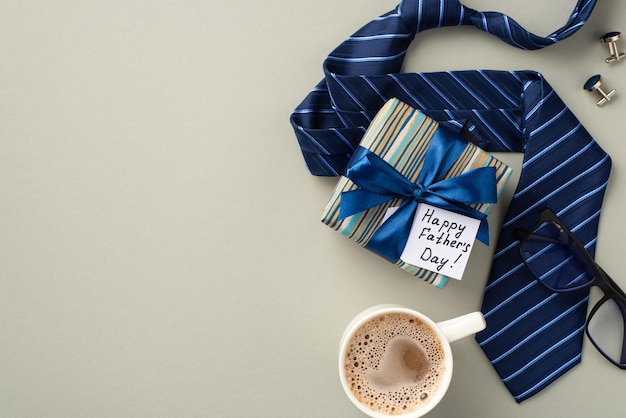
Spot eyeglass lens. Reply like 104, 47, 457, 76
587, 297, 626, 367
519, 219, 626, 367
519, 221, 595, 291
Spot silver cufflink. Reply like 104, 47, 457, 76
584, 74, 616, 106
600, 31, 625, 63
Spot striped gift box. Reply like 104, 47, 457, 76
321, 98, 513, 288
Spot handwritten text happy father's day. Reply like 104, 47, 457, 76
398, 204, 481, 280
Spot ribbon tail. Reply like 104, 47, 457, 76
366, 200, 418, 262
477, 219, 490, 246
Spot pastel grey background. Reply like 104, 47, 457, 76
1, 1, 625, 417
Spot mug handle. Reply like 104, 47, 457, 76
436, 312, 486, 343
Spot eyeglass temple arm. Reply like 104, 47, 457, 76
596, 265, 626, 366
612, 281, 626, 365
610, 291, 626, 365
597, 266, 626, 299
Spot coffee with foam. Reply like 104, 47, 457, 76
342, 312, 447, 416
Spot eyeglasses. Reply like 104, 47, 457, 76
515, 207, 626, 369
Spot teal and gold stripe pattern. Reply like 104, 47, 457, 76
321, 98, 514, 288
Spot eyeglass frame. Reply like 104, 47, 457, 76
514, 206, 626, 369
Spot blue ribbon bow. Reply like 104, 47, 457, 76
338, 127, 497, 263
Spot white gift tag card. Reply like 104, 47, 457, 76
398, 204, 480, 280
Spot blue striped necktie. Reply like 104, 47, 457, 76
290, 0, 612, 402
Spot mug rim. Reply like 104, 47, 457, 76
338, 304, 454, 418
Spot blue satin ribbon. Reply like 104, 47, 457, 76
338, 128, 497, 262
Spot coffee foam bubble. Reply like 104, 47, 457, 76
343, 313, 446, 416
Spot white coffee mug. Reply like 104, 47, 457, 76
338, 304, 486, 417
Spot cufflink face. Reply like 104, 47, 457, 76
584, 74, 616, 106
601, 31, 625, 63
